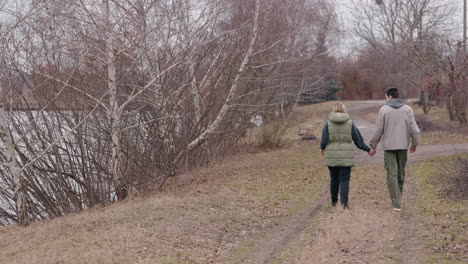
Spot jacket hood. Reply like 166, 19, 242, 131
386, 99, 405, 109
328, 112, 350, 124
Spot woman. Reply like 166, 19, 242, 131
320, 101, 371, 209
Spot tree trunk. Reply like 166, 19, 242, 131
446, 95, 456, 121
184, 0, 261, 154
455, 94, 467, 124
103, 0, 126, 200
420, 89, 430, 114
16, 178, 28, 226
159, 0, 262, 190
189, 63, 203, 123
457, 111, 467, 124
0, 99, 28, 225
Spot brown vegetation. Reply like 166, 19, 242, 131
415, 157, 468, 262
342, 0, 467, 125
0, 0, 342, 226
439, 155, 468, 200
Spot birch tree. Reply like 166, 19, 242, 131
0, 0, 55, 226
0, 0, 343, 226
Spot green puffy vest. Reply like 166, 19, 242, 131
325, 112, 355, 167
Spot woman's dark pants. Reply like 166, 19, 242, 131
328, 166, 351, 207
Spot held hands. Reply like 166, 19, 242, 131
321, 149, 325, 156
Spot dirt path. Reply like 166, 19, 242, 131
246, 190, 328, 264
239, 101, 468, 264
397, 171, 430, 264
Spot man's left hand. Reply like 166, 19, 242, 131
410, 147, 416, 153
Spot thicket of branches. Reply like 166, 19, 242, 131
340, 0, 467, 124
439, 155, 468, 200
0, 0, 340, 226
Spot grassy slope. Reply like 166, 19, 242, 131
2, 101, 465, 264
0, 102, 338, 264
413, 156, 468, 263
412, 105, 468, 145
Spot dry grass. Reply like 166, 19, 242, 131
290, 101, 356, 141
420, 131, 468, 145
413, 104, 455, 126
414, 156, 468, 263
241, 102, 335, 146
0, 143, 328, 264
0, 102, 341, 264
255, 119, 292, 148
294, 164, 414, 264
438, 155, 468, 200
412, 104, 468, 145
244, 100, 353, 147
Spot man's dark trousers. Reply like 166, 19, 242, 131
328, 166, 351, 207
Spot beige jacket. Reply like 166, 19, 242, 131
370, 99, 420, 150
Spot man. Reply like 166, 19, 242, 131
369, 88, 421, 211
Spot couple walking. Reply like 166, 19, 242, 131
320, 88, 421, 211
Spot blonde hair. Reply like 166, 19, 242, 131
332, 101, 347, 113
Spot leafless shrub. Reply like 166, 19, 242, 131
414, 114, 444, 132
439, 155, 468, 200
256, 120, 292, 149
0, 0, 342, 226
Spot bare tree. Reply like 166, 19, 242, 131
0, 0, 343, 226
348, 0, 465, 121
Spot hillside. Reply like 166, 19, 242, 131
0, 101, 467, 264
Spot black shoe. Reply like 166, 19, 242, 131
332, 201, 337, 206
342, 204, 349, 209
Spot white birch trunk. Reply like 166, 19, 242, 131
0, 87, 27, 225
189, 63, 203, 123
182, 0, 203, 123
103, 0, 126, 200
185, 0, 261, 153
158, 0, 261, 190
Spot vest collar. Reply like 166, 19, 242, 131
328, 112, 350, 124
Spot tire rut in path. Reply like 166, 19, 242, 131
245, 189, 328, 264
397, 170, 431, 264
